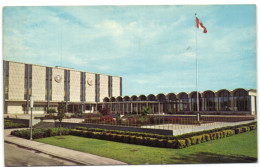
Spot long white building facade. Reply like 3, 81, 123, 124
3, 60, 122, 114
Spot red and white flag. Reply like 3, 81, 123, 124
196, 17, 207, 33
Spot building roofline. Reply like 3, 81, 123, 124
3, 60, 121, 78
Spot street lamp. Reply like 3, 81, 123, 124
30, 96, 34, 140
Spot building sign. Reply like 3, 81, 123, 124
54, 75, 62, 83
87, 78, 93, 86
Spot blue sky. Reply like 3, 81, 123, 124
3, 5, 256, 96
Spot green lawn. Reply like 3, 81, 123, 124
35, 130, 257, 164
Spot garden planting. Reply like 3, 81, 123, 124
10, 121, 256, 149
4, 119, 27, 129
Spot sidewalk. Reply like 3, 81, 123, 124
4, 129, 127, 165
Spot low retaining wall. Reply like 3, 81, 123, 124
4, 118, 30, 127
56, 122, 173, 135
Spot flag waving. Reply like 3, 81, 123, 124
196, 17, 207, 33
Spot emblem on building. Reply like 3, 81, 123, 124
54, 75, 62, 83
87, 78, 93, 86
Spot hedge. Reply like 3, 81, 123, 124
4, 120, 27, 129
11, 122, 257, 149
75, 121, 257, 140
11, 128, 71, 139
69, 122, 256, 149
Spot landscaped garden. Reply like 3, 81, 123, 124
35, 130, 257, 164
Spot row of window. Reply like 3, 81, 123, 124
3, 61, 122, 103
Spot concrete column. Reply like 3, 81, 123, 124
202, 98, 205, 111
251, 96, 256, 115
158, 102, 160, 114
123, 103, 125, 115
230, 96, 234, 112
215, 97, 219, 111
131, 103, 133, 114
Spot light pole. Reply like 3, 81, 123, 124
30, 96, 34, 140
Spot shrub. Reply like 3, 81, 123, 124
144, 137, 151, 146
184, 138, 192, 146
157, 139, 167, 147
129, 136, 136, 144
235, 128, 243, 134
200, 135, 206, 143
176, 140, 186, 149
136, 137, 144, 145
209, 133, 217, 140
204, 134, 210, 141
11, 128, 71, 139
241, 126, 250, 132
122, 135, 129, 143
47, 108, 56, 114
4, 120, 27, 129
190, 136, 198, 145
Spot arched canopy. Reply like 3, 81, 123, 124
232, 88, 248, 96
189, 91, 201, 98
147, 94, 156, 101
116, 96, 123, 102
216, 89, 231, 97
177, 92, 189, 99
166, 93, 176, 101
103, 97, 109, 102
123, 96, 130, 101
156, 93, 166, 102
202, 90, 215, 98
110, 97, 116, 102
138, 95, 147, 101
130, 95, 138, 101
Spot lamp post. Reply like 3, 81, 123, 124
30, 96, 34, 140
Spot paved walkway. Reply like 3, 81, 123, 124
142, 119, 256, 136
4, 129, 127, 165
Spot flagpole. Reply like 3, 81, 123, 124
195, 13, 200, 122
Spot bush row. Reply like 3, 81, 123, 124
75, 121, 257, 140
4, 120, 27, 129
72, 123, 256, 149
11, 128, 71, 139
71, 129, 183, 148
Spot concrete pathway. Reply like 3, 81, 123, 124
4, 129, 127, 165
141, 119, 256, 136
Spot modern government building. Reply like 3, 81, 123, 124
3, 60, 257, 115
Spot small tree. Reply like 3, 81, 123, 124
141, 106, 152, 116
57, 101, 66, 136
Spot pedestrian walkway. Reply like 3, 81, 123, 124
4, 129, 127, 165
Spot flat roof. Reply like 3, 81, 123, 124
4, 60, 121, 78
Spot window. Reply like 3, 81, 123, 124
233, 89, 250, 111
179, 93, 189, 111
45, 67, 52, 101
4, 61, 9, 99
95, 74, 100, 102
80, 72, 86, 101
108, 76, 112, 97
64, 70, 70, 101
190, 92, 202, 112
24, 64, 32, 100
204, 91, 215, 111
218, 90, 231, 111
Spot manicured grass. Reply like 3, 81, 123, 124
36, 130, 257, 164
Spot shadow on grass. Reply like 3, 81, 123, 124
172, 152, 257, 164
